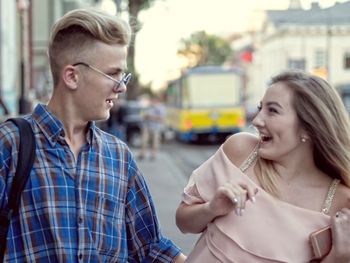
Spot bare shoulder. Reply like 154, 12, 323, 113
332, 183, 350, 213
222, 132, 259, 167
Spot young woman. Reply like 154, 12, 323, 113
176, 70, 350, 262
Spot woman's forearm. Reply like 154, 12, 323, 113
176, 202, 217, 234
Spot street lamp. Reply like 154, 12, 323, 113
17, 0, 30, 114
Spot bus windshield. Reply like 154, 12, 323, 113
183, 73, 241, 108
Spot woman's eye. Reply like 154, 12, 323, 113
268, 107, 278, 113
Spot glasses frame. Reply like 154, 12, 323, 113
72, 62, 132, 90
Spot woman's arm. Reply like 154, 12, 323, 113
176, 182, 257, 234
176, 201, 217, 234
176, 133, 259, 234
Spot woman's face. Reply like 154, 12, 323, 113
252, 82, 305, 160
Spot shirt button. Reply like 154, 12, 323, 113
79, 253, 83, 260
78, 217, 83, 224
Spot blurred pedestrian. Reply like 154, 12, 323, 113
0, 8, 185, 262
139, 95, 166, 160
176, 70, 350, 262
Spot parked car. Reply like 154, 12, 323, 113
100, 100, 170, 147
97, 100, 144, 147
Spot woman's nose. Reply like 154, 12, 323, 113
252, 111, 264, 127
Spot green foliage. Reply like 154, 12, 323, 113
177, 30, 232, 68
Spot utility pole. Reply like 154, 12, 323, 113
17, 0, 30, 114
114, 0, 122, 15
325, 8, 332, 83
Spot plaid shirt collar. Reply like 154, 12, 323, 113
32, 104, 97, 147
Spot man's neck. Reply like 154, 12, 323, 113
47, 95, 88, 150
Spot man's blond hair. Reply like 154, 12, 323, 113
48, 8, 131, 85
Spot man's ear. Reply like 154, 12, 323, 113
62, 65, 79, 90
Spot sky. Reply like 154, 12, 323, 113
133, 0, 347, 90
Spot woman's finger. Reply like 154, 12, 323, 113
238, 182, 258, 203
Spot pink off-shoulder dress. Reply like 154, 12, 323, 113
182, 146, 339, 263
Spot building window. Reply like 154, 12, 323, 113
288, 59, 305, 70
314, 50, 326, 68
344, 53, 350, 69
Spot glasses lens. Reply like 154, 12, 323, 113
123, 73, 132, 85
113, 73, 131, 90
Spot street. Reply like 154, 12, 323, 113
131, 140, 219, 255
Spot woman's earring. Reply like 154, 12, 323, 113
301, 137, 306, 143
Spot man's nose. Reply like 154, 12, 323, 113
113, 83, 127, 93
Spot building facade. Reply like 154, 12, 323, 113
0, 0, 17, 115
232, 1, 350, 114
0, 0, 100, 117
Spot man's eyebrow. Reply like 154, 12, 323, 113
108, 67, 123, 72
107, 65, 127, 71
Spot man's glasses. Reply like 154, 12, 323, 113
73, 62, 132, 91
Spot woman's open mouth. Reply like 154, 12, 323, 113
260, 134, 272, 142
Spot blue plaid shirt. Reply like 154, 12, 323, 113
0, 104, 181, 262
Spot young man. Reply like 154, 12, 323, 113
0, 8, 185, 262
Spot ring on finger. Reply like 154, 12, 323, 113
335, 211, 347, 219
232, 197, 238, 204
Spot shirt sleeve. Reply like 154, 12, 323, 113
125, 154, 181, 263
182, 174, 205, 205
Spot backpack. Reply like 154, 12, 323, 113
0, 118, 36, 262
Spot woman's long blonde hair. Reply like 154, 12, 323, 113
256, 70, 350, 196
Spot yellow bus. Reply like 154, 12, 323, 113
166, 66, 246, 142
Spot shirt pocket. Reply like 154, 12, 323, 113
86, 194, 125, 257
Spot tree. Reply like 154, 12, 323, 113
177, 31, 232, 69
115, 0, 158, 100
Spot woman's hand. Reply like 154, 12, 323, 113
331, 208, 350, 262
208, 181, 258, 217
323, 208, 350, 263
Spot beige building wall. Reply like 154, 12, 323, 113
242, 24, 350, 112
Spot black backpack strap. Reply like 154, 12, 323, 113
0, 118, 35, 262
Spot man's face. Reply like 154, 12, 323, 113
74, 42, 128, 122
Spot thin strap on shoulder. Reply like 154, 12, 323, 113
239, 142, 259, 173
321, 179, 341, 215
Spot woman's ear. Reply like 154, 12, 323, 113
62, 65, 79, 90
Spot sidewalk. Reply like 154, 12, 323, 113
132, 148, 199, 255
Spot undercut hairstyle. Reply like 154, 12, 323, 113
256, 70, 350, 196
48, 8, 131, 86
